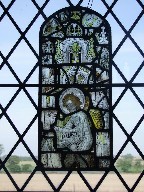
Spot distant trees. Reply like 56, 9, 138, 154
21, 164, 33, 172
116, 154, 144, 173
0, 144, 34, 173
6, 155, 34, 173
0, 147, 142, 173
0, 144, 4, 157
7, 155, 21, 165
7, 155, 21, 173
0, 144, 4, 173
134, 159, 143, 173
116, 154, 133, 172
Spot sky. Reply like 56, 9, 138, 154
0, 0, 144, 159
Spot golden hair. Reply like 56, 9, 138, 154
62, 94, 82, 109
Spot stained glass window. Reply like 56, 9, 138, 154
39, 6, 112, 170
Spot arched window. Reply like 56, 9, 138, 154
39, 6, 112, 170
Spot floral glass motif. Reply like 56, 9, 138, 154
39, 7, 112, 170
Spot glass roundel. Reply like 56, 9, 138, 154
39, 6, 112, 170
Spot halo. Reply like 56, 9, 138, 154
59, 88, 85, 114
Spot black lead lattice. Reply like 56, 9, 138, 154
0, 0, 144, 191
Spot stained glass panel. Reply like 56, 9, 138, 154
39, 6, 112, 170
